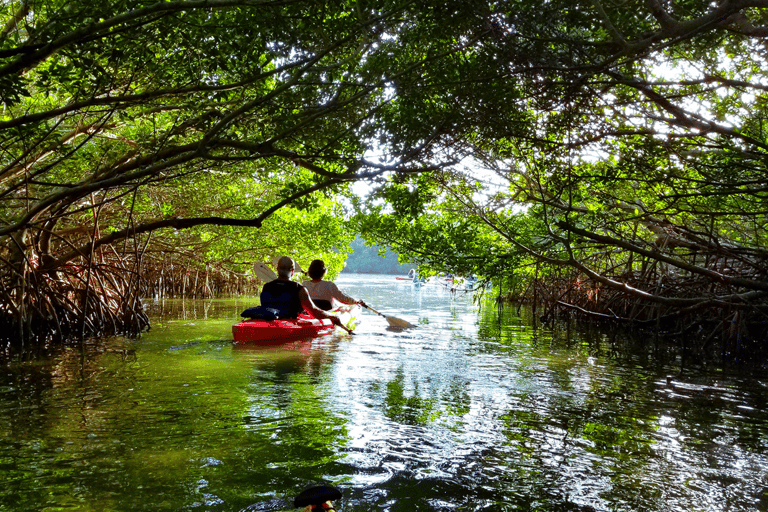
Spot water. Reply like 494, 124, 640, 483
1, 274, 767, 511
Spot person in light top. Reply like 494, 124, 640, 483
302, 259, 367, 311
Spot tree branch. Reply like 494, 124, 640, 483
38, 176, 346, 271
557, 220, 768, 292
0, 0, 293, 76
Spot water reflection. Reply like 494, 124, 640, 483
0, 274, 767, 511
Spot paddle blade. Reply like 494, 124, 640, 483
271, 256, 305, 274
253, 262, 277, 282
294, 486, 341, 508
385, 315, 416, 329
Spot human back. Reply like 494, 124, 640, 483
260, 279, 304, 318
258, 256, 307, 318
302, 259, 365, 311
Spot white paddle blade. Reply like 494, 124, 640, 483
385, 315, 416, 329
253, 262, 277, 282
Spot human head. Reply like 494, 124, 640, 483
307, 259, 327, 280
276, 256, 295, 278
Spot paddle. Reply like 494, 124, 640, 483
331, 316, 355, 335
253, 262, 278, 282
363, 304, 416, 329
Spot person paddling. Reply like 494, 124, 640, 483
302, 259, 367, 311
261, 256, 351, 333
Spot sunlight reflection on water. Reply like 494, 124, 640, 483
1, 274, 768, 511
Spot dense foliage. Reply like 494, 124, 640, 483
355, 0, 768, 355
1, 0, 767, 353
0, 0, 453, 346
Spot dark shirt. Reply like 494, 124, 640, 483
313, 299, 333, 311
260, 279, 305, 318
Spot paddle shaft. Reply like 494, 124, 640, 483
363, 304, 387, 318
363, 304, 415, 328
335, 319, 354, 334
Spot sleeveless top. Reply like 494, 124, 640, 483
260, 280, 305, 318
302, 280, 356, 311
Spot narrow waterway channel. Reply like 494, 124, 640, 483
1, 273, 767, 511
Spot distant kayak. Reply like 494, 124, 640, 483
232, 304, 360, 344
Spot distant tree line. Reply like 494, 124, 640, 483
342, 237, 412, 275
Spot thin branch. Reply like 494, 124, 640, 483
557, 220, 768, 292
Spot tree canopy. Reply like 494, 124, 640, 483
0, 0, 456, 345
354, 0, 768, 352
1, 0, 767, 350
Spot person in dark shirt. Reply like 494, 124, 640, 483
260, 278, 305, 317
260, 256, 350, 332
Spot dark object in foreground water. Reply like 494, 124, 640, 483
294, 486, 342, 508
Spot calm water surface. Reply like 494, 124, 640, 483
1, 273, 767, 511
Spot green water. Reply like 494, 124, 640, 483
1, 274, 767, 511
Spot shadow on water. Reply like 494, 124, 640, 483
0, 275, 767, 511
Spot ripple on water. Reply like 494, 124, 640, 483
4, 276, 768, 512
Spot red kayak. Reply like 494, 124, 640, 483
232, 305, 360, 344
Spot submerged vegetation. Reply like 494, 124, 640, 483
0, 0, 766, 360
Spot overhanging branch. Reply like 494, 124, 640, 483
38, 176, 346, 271
557, 220, 768, 292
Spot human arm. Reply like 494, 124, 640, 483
327, 281, 367, 307
298, 287, 353, 333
